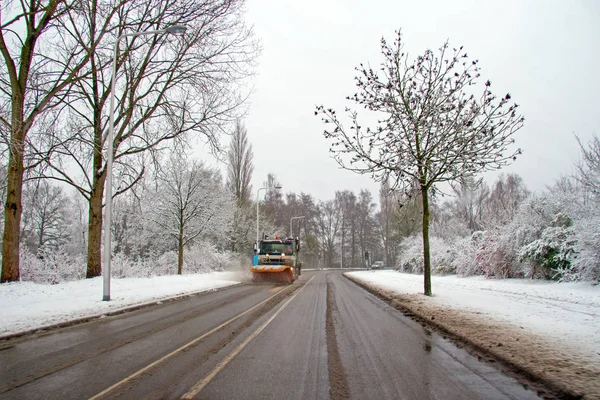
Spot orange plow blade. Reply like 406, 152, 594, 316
251, 268, 294, 284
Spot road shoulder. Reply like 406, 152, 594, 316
344, 273, 600, 400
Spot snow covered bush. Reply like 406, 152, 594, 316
109, 241, 238, 278
397, 235, 455, 274
183, 242, 237, 273
463, 195, 568, 279
519, 213, 577, 280
110, 251, 179, 278
568, 211, 600, 282
452, 231, 484, 276
20, 246, 85, 283
473, 229, 519, 278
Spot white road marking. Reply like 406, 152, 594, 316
181, 275, 316, 399
88, 285, 291, 400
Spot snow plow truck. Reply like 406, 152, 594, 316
251, 236, 302, 284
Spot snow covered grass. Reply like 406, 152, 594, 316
0, 271, 242, 338
346, 270, 600, 354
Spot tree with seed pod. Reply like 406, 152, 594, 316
316, 30, 524, 295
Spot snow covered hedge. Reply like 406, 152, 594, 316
20, 246, 86, 284
396, 190, 600, 282
15, 241, 240, 283
396, 235, 455, 275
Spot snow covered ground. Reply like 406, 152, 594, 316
0, 272, 242, 338
346, 270, 600, 355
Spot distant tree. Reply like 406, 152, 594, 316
450, 176, 489, 232
297, 193, 320, 267
484, 173, 529, 227
21, 180, 70, 253
356, 189, 377, 267
336, 190, 358, 268
377, 182, 400, 268
391, 182, 422, 239
153, 156, 233, 274
226, 120, 254, 252
316, 199, 341, 268
227, 120, 254, 205
262, 173, 285, 231
316, 31, 524, 295
575, 134, 600, 200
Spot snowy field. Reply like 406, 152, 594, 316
346, 270, 600, 356
0, 272, 242, 338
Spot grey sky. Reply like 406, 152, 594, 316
238, 0, 600, 201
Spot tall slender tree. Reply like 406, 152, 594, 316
227, 120, 254, 205
226, 120, 254, 252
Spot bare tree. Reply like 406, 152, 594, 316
391, 181, 422, 240
316, 30, 524, 295
484, 173, 529, 227
153, 156, 232, 275
0, 0, 96, 282
450, 176, 489, 232
262, 173, 285, 231
575, 134, 600, 200
335, 190, 358, 268
377, 182, 398, 268
21, 180, 70, 253
226, 119, 254, 252
356, 189, 377, 267
227, 120, 254, 205
39, 0, 258, 277
316, 199, 341, 268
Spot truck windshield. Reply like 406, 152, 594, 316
260, 242, 293, 255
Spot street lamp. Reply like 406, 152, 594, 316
103, 25, 187, 301
256, 185, 282, 245
290, 216, 305, 238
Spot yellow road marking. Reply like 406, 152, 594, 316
181, 275, 315, 399
88, 285, 291, 400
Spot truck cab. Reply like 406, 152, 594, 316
251, 236, 302, 283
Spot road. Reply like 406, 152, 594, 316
0, 270, 540, 399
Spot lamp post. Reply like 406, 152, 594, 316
256, 185, 282, 245
103, 25, 187, 301
290, 216, 305, 238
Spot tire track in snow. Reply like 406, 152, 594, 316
326, 275, 350, 400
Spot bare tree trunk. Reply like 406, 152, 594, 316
1, 117, 25, 282
178, 224, 184, 275
86, 180, 105, 278
85, 106, 106, 278
351, 221, 356, 268
421, 185, 432, 296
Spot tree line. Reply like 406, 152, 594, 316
2, 14, 598, 291
0, 0, 258, 282
1, 116, 598, 285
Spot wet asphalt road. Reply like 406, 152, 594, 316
0, 270, 539, 399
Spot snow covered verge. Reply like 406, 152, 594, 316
346, 270, 600, 399
0, 271, 243, 339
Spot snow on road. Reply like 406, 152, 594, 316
347, 270, 600, 398
346, 271, 600, 356
0, 272, 242, 338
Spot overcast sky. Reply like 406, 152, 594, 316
229, 0, 600, 202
